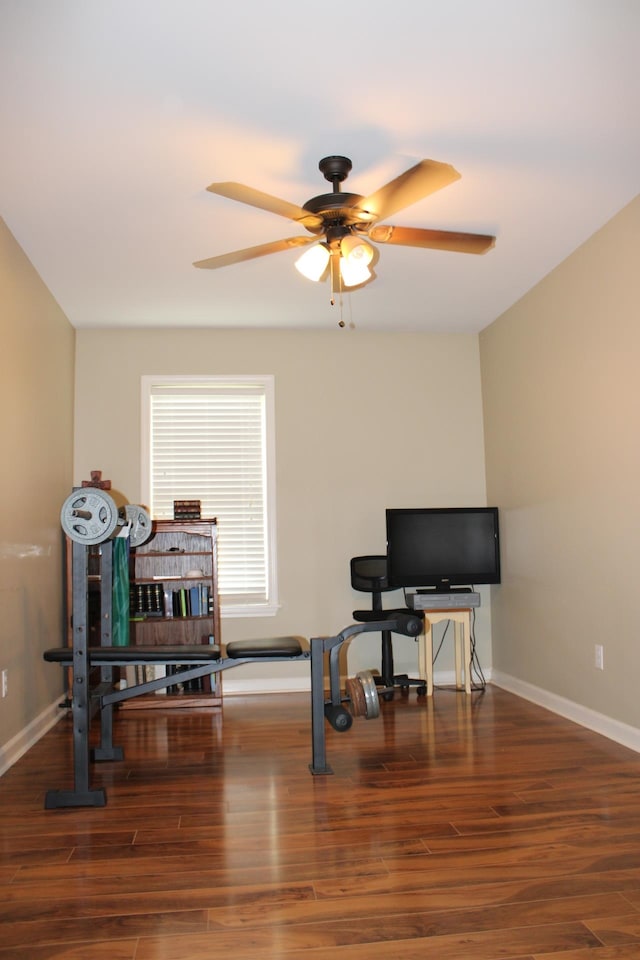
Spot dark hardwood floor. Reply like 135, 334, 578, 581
2, 684, 640, 959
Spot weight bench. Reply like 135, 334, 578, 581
43, 614, 422, 808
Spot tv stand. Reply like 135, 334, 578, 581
408, 592, 481, 695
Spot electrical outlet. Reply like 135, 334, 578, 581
594, 644, 604, 670
1, 670, 7, 698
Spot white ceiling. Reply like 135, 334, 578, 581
1, 0, 639, 333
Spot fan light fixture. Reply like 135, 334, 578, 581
295, 242, 330, 281
295, 235, 374, 287
339, 235, 373, 286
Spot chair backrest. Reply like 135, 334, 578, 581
350, 555, 390, 592
350, 555, 395, 612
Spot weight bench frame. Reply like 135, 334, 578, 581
43, 538, 421, 807
43, 616, 419, 807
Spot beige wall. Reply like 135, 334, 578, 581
0, 218, 75, 765
480, 195, 640, 728
74, 328, 491, 688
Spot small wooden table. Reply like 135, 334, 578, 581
409, 593, 480, 695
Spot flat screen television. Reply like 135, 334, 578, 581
385, 507, 500, 591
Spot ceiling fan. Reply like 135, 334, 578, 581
194, 155, 495, 290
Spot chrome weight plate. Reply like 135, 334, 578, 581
60, 488, 119, 545
121, 504, 152, 547
356, 670, 380, 720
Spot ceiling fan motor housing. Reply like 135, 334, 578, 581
302, 193, 368, 232
301, 156, 371, 236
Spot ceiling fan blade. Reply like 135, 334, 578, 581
206, 182, 323, 230
368, 224, 495, 255
359, 160, 461, 222
193, 236, 316, 270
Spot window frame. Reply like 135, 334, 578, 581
141, 374, 278, 618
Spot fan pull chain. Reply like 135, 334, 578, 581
329, 253, 346, 327
327, 251, 354, 328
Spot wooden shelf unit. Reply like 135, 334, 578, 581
125, 518, 222, 709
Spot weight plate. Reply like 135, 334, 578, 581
356, 670, 381, 720
60, 488, 119, 545
345, 676, 367, 718
122, 504, 152, 547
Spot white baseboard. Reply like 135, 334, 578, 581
223, 669, 459, 696
222, 670, 456, 697
491, 670, 640, 754
0, 698, 65, 776
223, 677, 310, 696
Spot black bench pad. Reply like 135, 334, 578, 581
44, 644, 222, 664
225, 636, 304, 658
44, 636, 305, 666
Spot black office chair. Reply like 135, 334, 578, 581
350, 555, 426, 699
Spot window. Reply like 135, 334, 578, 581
141, 376, 277, 617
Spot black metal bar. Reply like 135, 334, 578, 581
328, 642, 343, 707
381, 629, 394, 687
94, 540, 121, 762
308, 628, 358, 775
45, 541, 106, 809
102, 653, 310, 706
309, 636, 332, 775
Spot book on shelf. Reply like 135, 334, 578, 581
189, 585, 201, 616
130, 582, 164, 618
163, 588, 174, 618
130, 582, 212, 620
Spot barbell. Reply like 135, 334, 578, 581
60, 488, 152, 547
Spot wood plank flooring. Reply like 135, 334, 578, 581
2, 684, 640, 959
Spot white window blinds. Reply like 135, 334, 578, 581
142, 376, 277, 615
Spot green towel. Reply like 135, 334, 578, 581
111, 537, 130, 646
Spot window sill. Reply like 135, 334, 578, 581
221, 602, 280, 619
